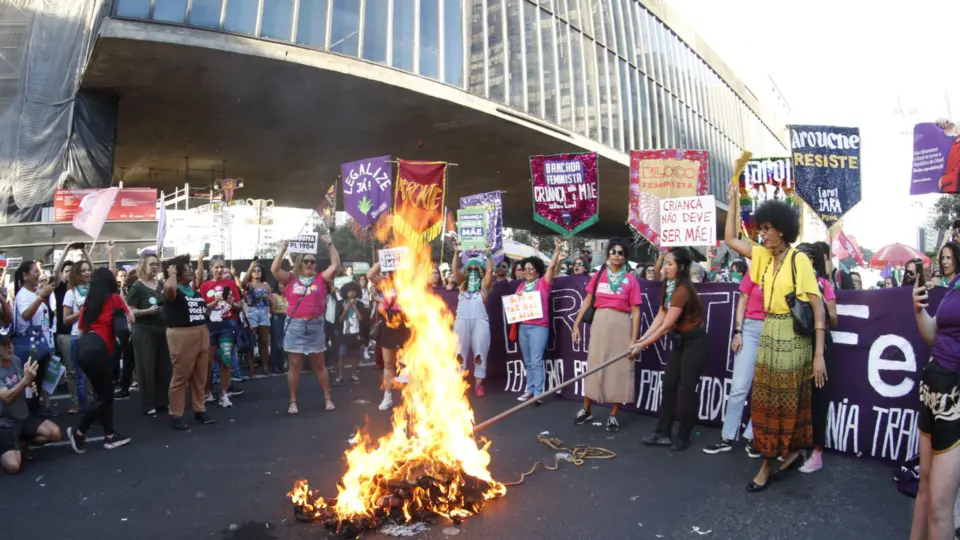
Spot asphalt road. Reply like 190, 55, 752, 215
5, 371, 912, 540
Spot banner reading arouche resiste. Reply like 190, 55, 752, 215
341, 155, 393, 227
789, 125, 861, 227
529, 152, 599, 237
393, 160, 448, 247
434, 279, 935, 463
911, 122, 959, 195
737, 157, 800, 242
628, 149, 709, 247
460, 191, 504, 265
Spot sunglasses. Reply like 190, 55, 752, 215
609, 249, 625, 256
302, 259, 317, 265
574, 262, 584, 267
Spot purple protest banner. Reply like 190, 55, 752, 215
529, 153, 599, 237
341, 156, 393, 228
460, 191, 504, 266
911, 122, 957, 195
435, 277, 939, 463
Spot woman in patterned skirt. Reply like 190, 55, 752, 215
723, 182, 827, 492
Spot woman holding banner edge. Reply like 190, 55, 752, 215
515, 242, 563, 403
723, 181, 826, 492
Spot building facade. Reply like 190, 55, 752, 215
112, 0, 787, 198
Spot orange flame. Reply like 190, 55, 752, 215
289, 208, 505, 524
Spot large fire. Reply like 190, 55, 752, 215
288, 213, 506, 535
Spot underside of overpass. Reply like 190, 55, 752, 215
81, 18, 668, 239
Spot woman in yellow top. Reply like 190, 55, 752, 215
724, 183, 827, 493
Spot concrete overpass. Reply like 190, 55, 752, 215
82, 18, 636, 237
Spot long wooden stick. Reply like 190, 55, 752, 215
473, 349, 633, 433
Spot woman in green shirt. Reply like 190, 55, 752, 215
125, 254, 171, 416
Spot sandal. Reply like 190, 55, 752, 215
287, 402, 299, 415
325, 400, 336, 411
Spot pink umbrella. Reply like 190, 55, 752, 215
869, 243, 930, 269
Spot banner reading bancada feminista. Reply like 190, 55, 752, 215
436, 278, 932, 463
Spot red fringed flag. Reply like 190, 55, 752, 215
393, 160, 448, 248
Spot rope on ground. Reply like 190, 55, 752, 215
504, 434, 617, 487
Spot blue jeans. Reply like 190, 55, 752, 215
721, 318, 763, 441
70, 336, 90, 410
518, 324, 550, 396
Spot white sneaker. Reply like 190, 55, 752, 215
378, 395, 394, 411
517, 392, 533, 402
204, 392, 214, 403
219, 395, 233, 408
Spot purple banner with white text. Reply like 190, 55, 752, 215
436, 277, 940, 463
911, 123, 958, 195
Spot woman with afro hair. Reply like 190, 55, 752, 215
724, 183, 827, 493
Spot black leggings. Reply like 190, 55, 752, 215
811, 334, 834, 448
657, 328, 710, 441
77, 333, 115, 436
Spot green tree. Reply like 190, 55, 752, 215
933, 195, 960, 230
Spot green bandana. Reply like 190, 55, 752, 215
76, 285, 89, 297
524, 279, 539, 293
177, 284, 197, 298
467, 270, 482, 293
606, 267, 627, 293
731, 271, 743, 283
665, 279, 677, 306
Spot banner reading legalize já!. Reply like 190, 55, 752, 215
341, 155, 393, 228
393, 160, 448, 248
460, 191, 504, 265
529, 152, 599, 237
628, 149, 709, 247
789, 125, 861, 227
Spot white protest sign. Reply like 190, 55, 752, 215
659, 195, 717, 247
502, 292, 544, 324
288, 233, 318, 254
378, 247, 409, 272
6, 257, 22, 271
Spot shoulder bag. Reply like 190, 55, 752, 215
785, 251, 814, 337
581, 265, 606, 325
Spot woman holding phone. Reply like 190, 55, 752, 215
909, 261, 960, 539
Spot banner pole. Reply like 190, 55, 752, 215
473, 349, 633, 433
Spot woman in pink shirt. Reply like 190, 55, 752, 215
703, 268, 764, 457
271, 235, 341, 415
797, 243, 838, 473
571, 238, 641, 432
514, 243, 563, 402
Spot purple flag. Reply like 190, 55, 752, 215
341, 155, 393, 228
880, 263, 893, 279
460, 191, 504, 266
911, 122, 956, 195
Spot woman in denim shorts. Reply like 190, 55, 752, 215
241, 261, 272, 377
271, 236, 340, 415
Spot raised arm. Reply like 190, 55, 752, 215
367, 262, 383, 286
482, 250, 494, 290
193, 251, 204, 292
914, 281, 937, 346
163, 264, 178, 302
653, 252, 665, 281
272, 241, 292, 286
724, 182, 752, 259
544, 242, 563, 285
452, 242, 464, 284
51, 241, 80, 287
107, 241, 117, 275
318, 234, 341, 282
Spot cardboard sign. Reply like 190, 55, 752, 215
288, 233, 318, 254
659, 195, 717, 247
502, 292, 544, 324
378, 247, 410, 272
456, 209, 487, 250
6, 257, 22, 271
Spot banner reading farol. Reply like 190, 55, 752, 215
737, 157, 801, 241
529, 152, 599, 237
789, 125, 861, 227
628, 149, 709, 247
393, 160, 448, 248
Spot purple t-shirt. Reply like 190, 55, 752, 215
933, 277, 960, 372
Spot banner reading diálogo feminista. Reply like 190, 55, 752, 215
436, 279, 936, 463
790, 125, 861, 227
628, 149, 709, 247
911, 122, 959, 195
737, 157, 800, 241
341, 155, 393, 227
529, 153, 599, 237
394, 160, 448, 248
460, 191, 504, 265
